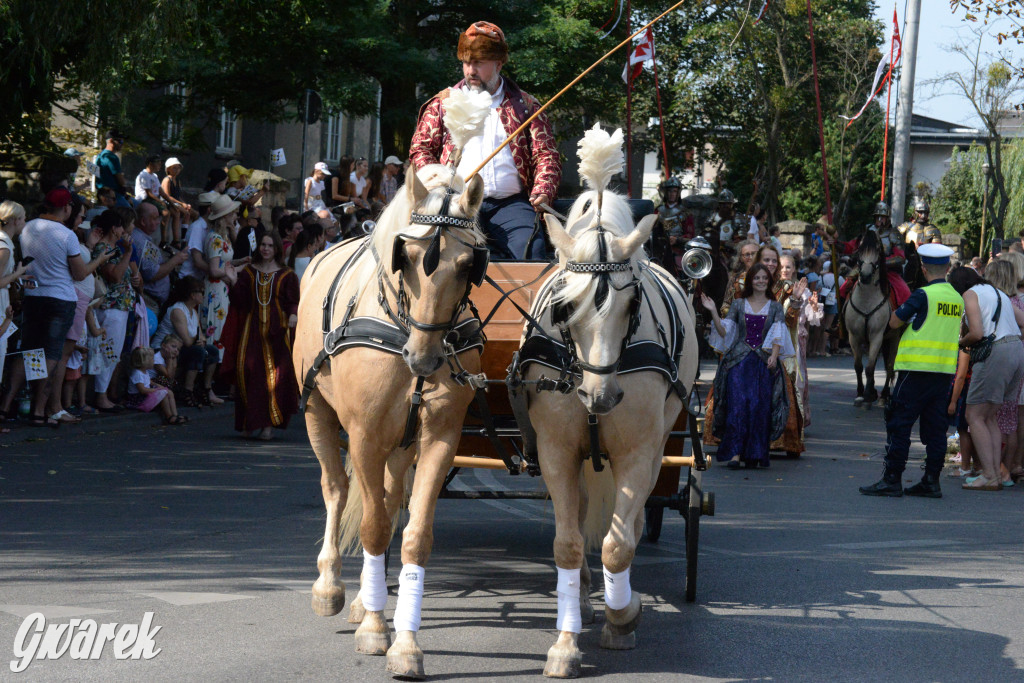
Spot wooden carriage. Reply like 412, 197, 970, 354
441, 259, 715, 602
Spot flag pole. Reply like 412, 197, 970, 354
651, 35, 670, 180
805, 0, 833, 224
626, 0, 633, 196
880, 6, 896, 202
465, 0, 690, 183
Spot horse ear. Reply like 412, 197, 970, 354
459, 174, 484, 216
406, 168, 429, 206
545, 215, 574, 258
611, 214, 657, 260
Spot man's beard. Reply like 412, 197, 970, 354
467, 73, 501, 94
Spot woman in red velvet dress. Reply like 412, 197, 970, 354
223, 231, 299, 440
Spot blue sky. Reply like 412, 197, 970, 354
872, 1, 1015, 128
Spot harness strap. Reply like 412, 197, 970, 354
400, 376, 426, 449
472, 387, 521, 474
849, 282, 889, 320
587, 414, 605, 472
299, 349, 331, 412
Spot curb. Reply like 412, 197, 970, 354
0, 403, 235, 445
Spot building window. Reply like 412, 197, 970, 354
164, 83, 186, 147
325, 112, 343, 163
216, 107, 237, 154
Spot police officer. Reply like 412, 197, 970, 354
860, 243, 963, 498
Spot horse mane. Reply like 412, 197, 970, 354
857, 228, 890, 297
554, 189, 643, 327
353, 164, 485, 283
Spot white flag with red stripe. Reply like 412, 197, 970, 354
753, 0, 770, 25
622, 28, 654, 83
841, 6, 902, 126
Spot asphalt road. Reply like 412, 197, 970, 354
2, 357, 1023, 682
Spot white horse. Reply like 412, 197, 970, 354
843, 230, 900, 407
514, 129, 698, 677
293, 165, 487, 679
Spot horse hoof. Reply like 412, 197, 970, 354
543, 643, 582, 678
580, 597, 595, 625
599, 627, 637, 650
311, 584, 346, 617
348, 594, 366, 623
355, 611, 390, 655
602, 593, 642, 647
386, 633, 425, 679
853, 397, 864, 407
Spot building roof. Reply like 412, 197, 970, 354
910, 113, 986, 147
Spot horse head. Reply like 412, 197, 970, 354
374, 164, 486, 376
545, 191, 655, 415
856, 229, 885, 287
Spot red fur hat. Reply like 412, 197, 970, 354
457, 21, 508, 64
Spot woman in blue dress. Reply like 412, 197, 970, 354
701, 262, 793, 468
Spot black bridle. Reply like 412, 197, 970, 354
551, 224, 642, 376
376, 187, 489, 335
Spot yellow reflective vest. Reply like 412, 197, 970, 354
894, 281, 963, 374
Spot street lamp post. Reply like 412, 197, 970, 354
980, 161, 991, 259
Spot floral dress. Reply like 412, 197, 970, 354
92, 241, 135, 312
202, 231, 233, 362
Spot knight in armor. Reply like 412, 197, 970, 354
650, 176, 691, 275
898, 199, 941, 246
699, 189, 742, 310
838, 201, 912, 306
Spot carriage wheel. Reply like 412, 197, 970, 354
644, 506, 664, 542
684, 469, 702, 603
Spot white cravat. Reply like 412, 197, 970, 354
456, 80, 523, 199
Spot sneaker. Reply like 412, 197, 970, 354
860, 477, 903, 497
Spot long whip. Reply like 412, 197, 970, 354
465, 0, 689, 183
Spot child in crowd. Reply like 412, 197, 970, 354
153, 333, 183, 390
125, 347, 186, 425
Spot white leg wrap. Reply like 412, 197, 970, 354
360, 550, 387, 612
393, 564, 425, 632
603, 566, 631, 611
555, 566, 582, 633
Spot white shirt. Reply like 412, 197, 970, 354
127, 368, 150, 394
971, 284, 1020, 340
180, 216, 208, 279
456, 82, 523, 199
21, 218, 82, 302
305, 177, 325, 208
135, 170, 161, 201
349, 172, 367, 198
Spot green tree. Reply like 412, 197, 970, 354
932, 144, 986, 252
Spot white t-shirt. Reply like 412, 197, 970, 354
971, 284, 1020, 340
21, 218, 82, 302
349, 172, 367, 198
135, 170, 161, 201
152, 301, 199, 348
128, 368, 150, 394
180, 216, 208, 279
456, 82, 523, 199
73, 243, 95, 300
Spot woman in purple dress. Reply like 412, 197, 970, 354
701, 263, 793, 469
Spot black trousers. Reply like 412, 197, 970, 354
884, 370, 953, 477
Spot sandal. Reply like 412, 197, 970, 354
962, 475, 1002, 491
179, 389, 199, 409
27, 414, 60, 429
204, 387, 224, 406
163, 415, 187, 426
195, 387, 212, 408
50, 410, 81, 424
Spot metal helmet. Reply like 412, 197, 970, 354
923, 225, 942, 243
914, 199, 930, 213
873, 201, 890, 217
718, 188, 737, 205
658, 176, 682, 200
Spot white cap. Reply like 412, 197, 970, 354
165, 157, 183, 169
918, 243, 954, 265
314, 161, 331, 175
384, 155, 403, 166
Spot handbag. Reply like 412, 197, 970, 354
969, 285, 1002, 365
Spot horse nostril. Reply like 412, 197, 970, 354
402, 348, 410, 360
577, 388, 589, 402
614, 389, 624, 404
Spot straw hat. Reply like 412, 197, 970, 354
208, 194, 240, 221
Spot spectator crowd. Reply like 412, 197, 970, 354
0, 129, 407, 441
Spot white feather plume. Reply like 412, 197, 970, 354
577, 123, 624, 192
442, 87, 492, 152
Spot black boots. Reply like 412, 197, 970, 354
904, 473, 942, 498
859, 470, 903, 497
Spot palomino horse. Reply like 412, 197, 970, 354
515, 185, 698, 677
843, 229, 900, 407
293, 165, 487, 679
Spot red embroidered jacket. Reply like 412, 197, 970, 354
409, 78, 561, 201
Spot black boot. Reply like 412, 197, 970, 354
904, 473, 942, 498
860, 470, 903, 497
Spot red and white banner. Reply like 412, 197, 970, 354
754, 0, 770, 25
622, 28, 654, 83
841, 7, 901, 125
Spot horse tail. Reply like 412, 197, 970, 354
337, 456, 413, 556
581, 461, 616, 552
